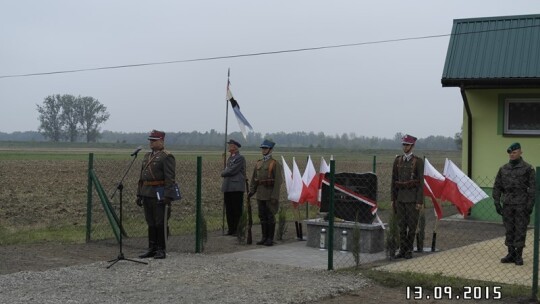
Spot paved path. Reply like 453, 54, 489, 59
376, 231, 535, 286
224, 241, 386, 270
224, 232, 536, 288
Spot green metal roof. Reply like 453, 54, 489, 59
442, 14, 540, 87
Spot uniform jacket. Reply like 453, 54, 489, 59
221, 152, 246, 193
391, 154, 424, 203
137, 149, 176, 199
493, 158, 536, 207
249, 156, 283, 201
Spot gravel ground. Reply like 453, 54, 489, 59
0, 252, 368, 304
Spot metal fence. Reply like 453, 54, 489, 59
87, 153, 539, 298
318, 160, 540, 300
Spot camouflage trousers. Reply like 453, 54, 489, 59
502, 204, 530, 248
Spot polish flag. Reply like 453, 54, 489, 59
300, 155, 319, 206
318, 157, 330, 203
441, 159, 489, 216
288, 157, 303, 204
281, 156, 293, 196
423, 158, 445, 220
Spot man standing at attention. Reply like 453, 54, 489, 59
391, 134, 424, 259
493, 142, 536, 266
249, 139, 283, 246
221, 139, 247, 236
136, 130, 176, 259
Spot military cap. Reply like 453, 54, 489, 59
507, 142, 521, 153
148, 130, 165, 140
401, 134, 417, 145
259, 139, 275, 149
227, 139, 241, 148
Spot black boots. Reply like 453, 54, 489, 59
139, 227, 157, 258
256, 222, 275, 246
500, 246, 515, 263
155, 224, 167, 259
514, 247, 524, 266
501, 246, 525, 265
139, 226, 166, 259
395, 251, 412, 259
154, 249, 166, 259
256, 222, 267, 245
139, 247, 156, 258
264, 223, 275, 246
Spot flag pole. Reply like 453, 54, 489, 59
431, 215, 439, 252
222, 68, 230, 235
224, 68, 230, 168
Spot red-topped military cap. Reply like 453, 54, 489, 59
148, 130, 165, 140
401, 134, 417, 145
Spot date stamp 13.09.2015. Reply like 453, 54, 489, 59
406, 286, 502, 301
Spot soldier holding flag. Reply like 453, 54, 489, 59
221, 139, 247, 236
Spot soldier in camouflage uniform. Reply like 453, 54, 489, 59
248, 139, 283, 246
493, 142, 536, 266
391, 134, 424, 259
136, 130, 176, 259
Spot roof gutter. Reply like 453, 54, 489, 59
443, 78, 540, 88
460, 85, 472, 177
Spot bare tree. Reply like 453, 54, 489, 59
59, 94, 80, 142
37, 95, 64, 142
77, 96, 110, 143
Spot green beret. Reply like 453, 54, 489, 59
507, 142, 521, 153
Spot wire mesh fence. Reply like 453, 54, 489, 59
86, 152, 539, 297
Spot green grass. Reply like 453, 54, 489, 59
0, 224, 87, 245
0, 203, 320, 246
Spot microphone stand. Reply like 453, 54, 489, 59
107, 149, 148, 269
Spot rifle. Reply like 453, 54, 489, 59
246, 180, 253, 245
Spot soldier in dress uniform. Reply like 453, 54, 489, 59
221, 139, 247, 236
391, 134, 424, 259
136, 130, 176, 259
493, 142, 536, 266
248, 139, 283, 246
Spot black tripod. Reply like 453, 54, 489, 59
107, 148, 148, 269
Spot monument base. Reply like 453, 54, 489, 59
304, 218, 385, 253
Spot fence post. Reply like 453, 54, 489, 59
327, 159, 335, 270
531, 167, 540, 300
195, 156, 203, 253
372, 155, 376, 173
86, 153, 94, 242
89, 170, 121, 242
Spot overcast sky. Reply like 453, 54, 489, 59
1, 1, 538, 139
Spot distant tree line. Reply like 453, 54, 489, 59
0, 93, 460, 150
0, 128, 460, 151
36, 94, 110, 143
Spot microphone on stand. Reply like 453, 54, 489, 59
130, 146, 143, 156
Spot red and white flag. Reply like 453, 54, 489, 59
288, 157, 303, 204
423, 158, 444, 220
300, 155, 319, 206
441, 159, 489, 216
281, 156, 293, 196
317, 156, 330, 203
